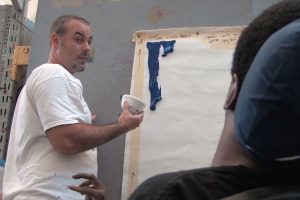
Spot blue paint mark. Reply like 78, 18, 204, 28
161, 40, 176, 57
146, 40, 176, 110
0, 159, 5, 167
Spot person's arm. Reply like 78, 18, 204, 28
68, 173, 105, 200
46, 102, 143, 154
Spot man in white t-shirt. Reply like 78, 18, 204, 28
3, 15, 144, 200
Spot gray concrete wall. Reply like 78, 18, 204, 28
28, 1, 280, 199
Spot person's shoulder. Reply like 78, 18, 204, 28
34, 63, 65, 74
27, 63, 80, 88
31, 63, 72, 79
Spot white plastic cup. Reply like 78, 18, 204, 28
121, 94, 146, 115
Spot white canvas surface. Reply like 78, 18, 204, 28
122, 27, 242, 200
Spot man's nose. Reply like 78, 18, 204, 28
82, 41, 91, 51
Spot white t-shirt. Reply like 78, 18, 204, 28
3, 64, 97, 200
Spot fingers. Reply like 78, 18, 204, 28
72, 173, 95, 180
72, 173, 104, 188
91, 114, 97, 121
119, 100, 145, 132
131, 112, 144, 121
136, 112, 144, 118
78, 179, 91, 187
68, 185, 105, 200
123, 101, 129, 110
69, 173, 106, 200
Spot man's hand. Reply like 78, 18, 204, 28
91, 114, 97, 122
68, 173, 106, 200
118, 102, 144, 132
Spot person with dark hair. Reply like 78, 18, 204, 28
3, 15, 143, 199
127, 0, 300, 200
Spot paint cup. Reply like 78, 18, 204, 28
121, 94, 146, 115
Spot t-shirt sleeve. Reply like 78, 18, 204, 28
32, 77, 91, 131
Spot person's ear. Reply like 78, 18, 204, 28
50, 33, 60, 48
224, 73, 240, 110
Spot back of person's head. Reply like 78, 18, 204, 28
235, 18, 300, 172
50, 15, 90, 37
232, 0, 300, 86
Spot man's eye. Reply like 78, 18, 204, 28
75, 38, 83, 43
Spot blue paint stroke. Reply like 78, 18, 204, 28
146, 40, 176, 110
147, 42, 161, 111
161, 40, 176, 57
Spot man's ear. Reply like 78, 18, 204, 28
224, 73, 240, 110
50, 33, 59, 47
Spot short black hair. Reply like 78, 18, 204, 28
232, 0, 300, 85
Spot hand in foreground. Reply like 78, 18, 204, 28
91, 114, 97, 122
119, 102, 144, 132
68, 173, 106, 200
